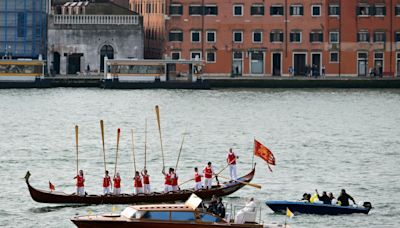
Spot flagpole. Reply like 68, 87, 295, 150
252, 137, 255, 168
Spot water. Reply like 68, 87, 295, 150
0, 88, 399, 228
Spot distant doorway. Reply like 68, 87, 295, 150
357, 52, 368, 76
311, 53, 321, 77
250, 52, 264, 75
100, 45, 114, 72
293, 53, 306, 76
67, 53, 82, 74
53, 52, 60, 74
397, 53, 400, 77
232, 51, 243, 76
272, 53, 281, 76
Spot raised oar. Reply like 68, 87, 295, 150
131, 129, 136, 173
155, 105, 165, 170
175, 129, 187, 171
75, 125, 79, 175
216, 174, 262, 189
178, 178, 194, 187
144, 118, 147, 170
100, 120, 107, 172
114, 128, 121, 175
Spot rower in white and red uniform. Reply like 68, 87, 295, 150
74, 169, 85, 196
103, 170, 112, 195
113, 172, 121, 195
194, 167, 203, 190
171, 168, 179, 192
162, 168, 173, 193
203, 162, 214, 189
141, 169, 151, 194
133, 171, 143, 195
227, 148, 239, 180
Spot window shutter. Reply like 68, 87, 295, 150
270, 33, 274, 42
366, 33, 370, 42
179, 6, 183, 15
383, 33, 386, 42
290, 6, 293, 15
310, 33, 313, 42
338, 6, 341, 15
215, 7, 218, 15
290, 33, 294, 42
300, 6, 304, 15
270, 7, 273, 15
370, 6, 375, 16
357, 33, 360, 42
319, 33, 323, 42
383, 7, 386, 16
356, 7, 360, 15
179, 33, 183, 41
280, 33, 284, 42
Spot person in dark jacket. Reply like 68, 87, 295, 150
337, 189, 356, 206
216, 197, 226, 218
316, 189, 331, 204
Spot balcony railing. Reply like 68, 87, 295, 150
53, 15, 139, 25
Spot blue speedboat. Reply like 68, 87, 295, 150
266, 200, 372, 215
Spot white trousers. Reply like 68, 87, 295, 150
229, 164, 237, 180
204, 178, 212, 189
194, 182, 203, 190
143, 184, 151, 194
77, 187, 85, 196
134, 187, 143, 195
172, 185, 179, 192
164, 185, 172, 193
103, 187, 111, 195
113, 187, 121, 195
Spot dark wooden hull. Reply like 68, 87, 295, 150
26, 168, 255, 204
266, 200, 371, 215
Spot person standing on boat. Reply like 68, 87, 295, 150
141, 169, 151, 194
337, 189, 356, 206
74, 169, 85, 196
194, 167, 203, 190
226, 148, 238, 180
162, 168, 173, 193
171, 168, 179, 192
103, 170, 112, 195
203, 162, 214, 189
315, 189, 331, 204
113, 172, 121, 195
133, 171, 143, 194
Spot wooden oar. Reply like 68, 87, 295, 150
131, 129, 136, 173
100, 120, 107, 172
217, 174, 262, 189
178, 178, 194, 187
144, 118, 147, 170
114, 128, 121, 175
175, 129, 187, 171
75, 125, 79, 175
155, 105, 165, 170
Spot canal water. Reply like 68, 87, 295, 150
0, 88, 399, 228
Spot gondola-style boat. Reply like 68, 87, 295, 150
25, 167, 255, 204
71, 194, 287, 228
266, 200, 372, 215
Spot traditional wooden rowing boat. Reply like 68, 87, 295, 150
25, 167, 255, 204
266, 200, 372, 215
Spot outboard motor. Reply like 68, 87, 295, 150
363, 202, 372, 209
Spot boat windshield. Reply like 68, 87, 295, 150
142, 211, 170, 220
171, 212, 196, 221
200, 213, 221, 223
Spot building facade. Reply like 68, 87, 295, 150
48, 1, 144, 75
0, 0, 47, 59
164, 0, 400, 77
130, 0, 165, 59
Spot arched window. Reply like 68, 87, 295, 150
100, 45, 114, 72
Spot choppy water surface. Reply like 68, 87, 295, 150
0, 88, 399, 228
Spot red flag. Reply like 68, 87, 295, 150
254, 139, 275, 172
49, 181, 55, 191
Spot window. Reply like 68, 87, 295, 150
252, 31, 262, 43
357, 32, 370, 42
204, 5, 218, 15
233, 31, 243, 43
233, 5, 243, 16
290, 31, 301, 43
330, 52, 339, 63
206, 31, 216, 43
329, 5, 340, 16
374, 32, 386, 42
169, 4, 183, 16
143, 212, 170, 220
251, 4, 264, 16
357, 6, 370, 16
189, 5, 203, 15
396, 6, 400, 16
395, 32, 400, 42
329, 32, 339, 43
270, 30, 284, 42
190, 51, 202, 60
169, 30, 183, 41
311, 5, 321, 16
310, 31, 323, 42
233, 51, 243, 60
171, 52, 181, 60
206, 52, 216, 63
17, 12, 26, 38
290, 5, 303, 16
191, 31, 201, 43
374, 5, 386, 16
270, 6, 284, 16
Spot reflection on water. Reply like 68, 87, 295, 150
0, 88, 399, 228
